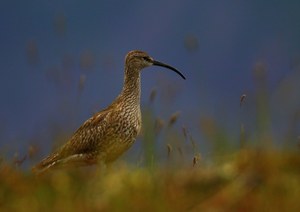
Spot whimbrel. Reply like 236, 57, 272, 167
33, 50, 185, 173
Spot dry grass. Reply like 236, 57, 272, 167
1, 148, 300, 211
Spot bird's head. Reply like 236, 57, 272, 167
125, 50, 186, 80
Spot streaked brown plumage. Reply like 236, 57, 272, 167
32, 50, 185, 173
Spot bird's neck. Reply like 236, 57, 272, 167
120, 68, 141, 104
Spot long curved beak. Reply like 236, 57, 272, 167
153, 60, 186, 80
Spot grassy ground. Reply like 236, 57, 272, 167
1, 147, 300, 211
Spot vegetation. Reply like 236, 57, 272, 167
1, 146, 300, 211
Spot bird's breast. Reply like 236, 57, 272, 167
111, 105, 141, 140
102, 106, 141, 163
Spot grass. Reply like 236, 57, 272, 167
1, 147, 300, 211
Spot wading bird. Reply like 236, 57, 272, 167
33, 50, 185, 173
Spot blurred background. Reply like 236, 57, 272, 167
1, 0, 300, 165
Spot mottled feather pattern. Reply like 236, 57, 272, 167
33, 89, 142, 172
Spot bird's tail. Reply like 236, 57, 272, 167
32, 152, 99, 174
32, 152, 60, 175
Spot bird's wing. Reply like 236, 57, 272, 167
32, 108, 111, 172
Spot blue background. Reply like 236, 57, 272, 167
1, 1, 300, 162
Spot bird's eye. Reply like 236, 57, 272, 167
142, 56, 150, 61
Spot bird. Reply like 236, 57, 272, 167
32, 50, 185, 173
